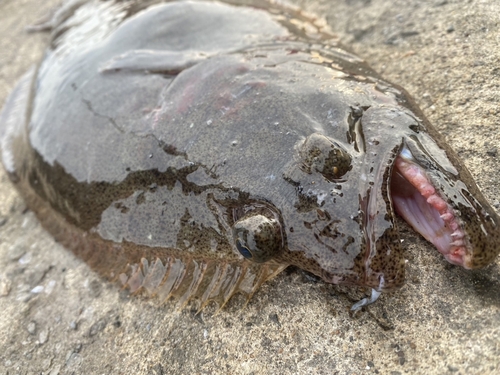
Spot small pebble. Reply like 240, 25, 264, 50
16, 292, 32, 303
7, 241, 26, 261
27, 321, 37, 335
486, 148, 497, 157
45, 280, 56, 294
31, 285, 44, 294
0, 277, 12, 296
39, 328, 49, 344
19, 252, 32, 265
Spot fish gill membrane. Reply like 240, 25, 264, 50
0, 0, 499, 314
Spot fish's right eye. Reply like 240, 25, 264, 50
300, 133, 352, 181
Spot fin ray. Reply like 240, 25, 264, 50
119, 255, 287, 310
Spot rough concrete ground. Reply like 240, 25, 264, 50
0, 0, 499, 374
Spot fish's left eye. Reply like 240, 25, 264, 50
236, 240, 253, 259
233, 214, 283, 263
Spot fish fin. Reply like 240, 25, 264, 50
118, 256, 287, 311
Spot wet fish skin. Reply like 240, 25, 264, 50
0, 0, 498, 308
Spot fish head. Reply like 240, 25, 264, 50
232, 105, 410, 292
231, 102, 500, 291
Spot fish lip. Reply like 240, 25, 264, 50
390, 147, 473, 268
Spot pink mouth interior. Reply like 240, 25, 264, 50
390, 152, 470, 268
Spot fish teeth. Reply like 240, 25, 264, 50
426, 195, 447, 211
440, 213, 453, 221
399, 145, 414, 161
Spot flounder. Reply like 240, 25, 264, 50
1, 0, 499, 310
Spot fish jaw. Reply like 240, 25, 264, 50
391, 152, 470, 267
391, 145, 500, 269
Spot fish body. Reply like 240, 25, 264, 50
1, 0, 499, 308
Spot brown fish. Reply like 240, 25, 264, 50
0, 0, 498, 311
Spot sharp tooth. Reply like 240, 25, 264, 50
440, 213, 453, 221
427, 195, 447, 211
399, 145, 414, 161
450, 240, 463, 247
450, 231, 464, 239
450, 247, 464, 256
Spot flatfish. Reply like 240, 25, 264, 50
1, 0, 498, 310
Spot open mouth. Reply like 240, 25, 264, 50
390, 146, 471, 268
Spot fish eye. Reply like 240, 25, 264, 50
300, 133, 352, 180
236, 240, 253, 259
233, 213, 283, 263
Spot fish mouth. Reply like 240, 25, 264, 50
390, 146, 471, 268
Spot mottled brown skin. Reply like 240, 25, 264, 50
0, 0, 499, 308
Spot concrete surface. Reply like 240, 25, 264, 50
0, 0, 499, 374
